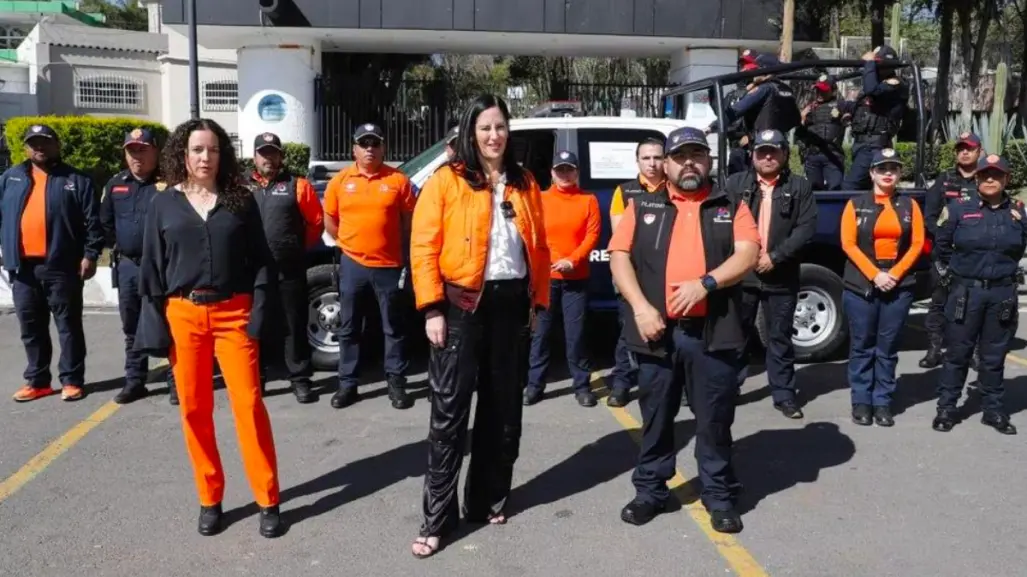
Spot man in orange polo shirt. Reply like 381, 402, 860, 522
323, 123, 415, 410
524, 151, 601, 407
609, 126, 760, 533
0, 124, 102, 403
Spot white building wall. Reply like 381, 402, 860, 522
669, 48, 739, 125
159, 28, 239, 134
237, 44, 320, 156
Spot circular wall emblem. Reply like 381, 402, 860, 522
257, 94, 287, 122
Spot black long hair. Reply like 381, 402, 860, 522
162, 118, 251, 214
449, 94, 529, 190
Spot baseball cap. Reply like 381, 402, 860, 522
353, 123, 384, 142
753, 129, 787, 150
754, 53, 781, 68
977, 153, 1010, 174
814, 74, 836, 92
254, 132, 282, 152
873, 44, 899, 60
552, 150, 579, 169
124, 127, 157, 148
22, 124, 58, 143
870, 147, 904, 168
665, 126, 710, 153
955, 132, 982, 149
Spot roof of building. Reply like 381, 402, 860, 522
34, 20, 167, 54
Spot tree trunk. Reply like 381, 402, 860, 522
780, 0, 795, 62
1018, 4, 1027, 137
870, 0, 888, 48
931, 0, 955, 141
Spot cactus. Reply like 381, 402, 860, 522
987, 62, 1008, 154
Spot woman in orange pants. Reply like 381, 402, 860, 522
135, 118, 282, 538
409, 94, 551, 558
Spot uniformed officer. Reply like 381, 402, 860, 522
608, 126, 760, 533
931, 154, 1025, 435
323, 123, 416, 410
920, 131, 983, 369
248, 132, 325, 404
727, 129, 818, 419
1, 124, 103, 403
100, 128, 177, 405
606, 137, 667, 407
707, 82, 750, 176
842, 45, 909, 190
705, 50, 802, 149
797, 75, 852, 190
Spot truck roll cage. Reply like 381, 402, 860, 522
660, 59, 927, 191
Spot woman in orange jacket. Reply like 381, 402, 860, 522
839, 148, 924, 427
524, 150, 601, 407
135, 118, 282, 538
409, 94, 551, 558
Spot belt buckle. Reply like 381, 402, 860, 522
188, 290, 215, 305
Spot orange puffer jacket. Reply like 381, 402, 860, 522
410, 165, 551, 311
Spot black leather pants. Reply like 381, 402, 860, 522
419, 279, 531, 538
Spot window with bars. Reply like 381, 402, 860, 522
0, 25, 27, 50
74, 76, 144, 110
202, 80, 239, 112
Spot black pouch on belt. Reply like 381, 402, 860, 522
111, 249, 120, 290
953, 285, 968, 323
999, 297, 1017, 324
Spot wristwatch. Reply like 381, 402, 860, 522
700, 274, 718, 292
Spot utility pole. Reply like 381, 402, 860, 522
780, 0, 795, 62
187, 0, 199, 119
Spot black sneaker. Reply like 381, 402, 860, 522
331, 387, 359, 409
773, 399, 804, 419
982, 412, 1017, 435
873, 406, 894, 427
606, 388, 630, 407
851, 404, 872, 426
575, 390, 598, 407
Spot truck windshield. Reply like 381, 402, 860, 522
397, 137, 450, 177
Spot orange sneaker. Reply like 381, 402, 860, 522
12, 385, 56, 402
60, 385, 84, 401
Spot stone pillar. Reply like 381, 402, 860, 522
668, 48, 739, 124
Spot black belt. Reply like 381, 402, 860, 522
674, 317, 705, 332
177, 289, 235, 305
955, 276, 1017, 289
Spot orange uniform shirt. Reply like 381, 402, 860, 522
540, 185, 600, 280
324, 164, 416, 268
840, 194, 925, 281
608, 186, 760, 318
20, 165, 48, 258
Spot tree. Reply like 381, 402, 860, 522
78, 0, 148, 32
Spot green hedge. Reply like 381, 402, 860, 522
4, 116, 312, 185
239, 143, 311, 179
4, 116, 169, 186
787, 140, 1027, 188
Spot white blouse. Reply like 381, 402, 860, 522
484, 174, 528, 281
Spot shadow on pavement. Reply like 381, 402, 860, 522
724, 422, 856, 515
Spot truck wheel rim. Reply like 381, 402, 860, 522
792, 287, 836, 347
308, 290, 341, 353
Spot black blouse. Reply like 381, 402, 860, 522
134, 188, 274, 354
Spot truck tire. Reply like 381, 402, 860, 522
756, 263, 848, 363
306, 264, 342, 372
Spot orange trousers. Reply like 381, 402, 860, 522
166, 294, 280, 508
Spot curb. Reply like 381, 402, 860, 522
0, 267, 119, 307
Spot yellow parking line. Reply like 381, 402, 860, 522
0, 362, 169, 504
592, 374, 770, 577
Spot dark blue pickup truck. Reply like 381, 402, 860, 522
302, 60, 933, 370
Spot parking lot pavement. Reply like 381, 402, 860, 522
1, 311, 1027, 577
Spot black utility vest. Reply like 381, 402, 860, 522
752, 80, 801, 135
623, 188, 747, 357
619, 177, 666, 207
250, 173, 305, 270
804, 100, 846, 154
842, 193, 917, 295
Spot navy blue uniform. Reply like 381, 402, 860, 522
842, 60, 909, 190
0, 159, 101, 391
934, 193, 1027, 429
100, 170, 169, 392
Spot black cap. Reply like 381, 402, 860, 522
754, 53, 780, 68
353, 123, 384, 142
955, 131, 982, 149
23, 124, 58, 143
124, 127, 157, 148
665, 126, 710, 153
753, 129, 788, 150
977, 153, 1010, 174
552, 150, 579, 169
873, 44, 899, 60
254, 132, 282, 152
870, 147, 904, 167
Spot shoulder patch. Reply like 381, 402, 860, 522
884, 78, 901, 85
